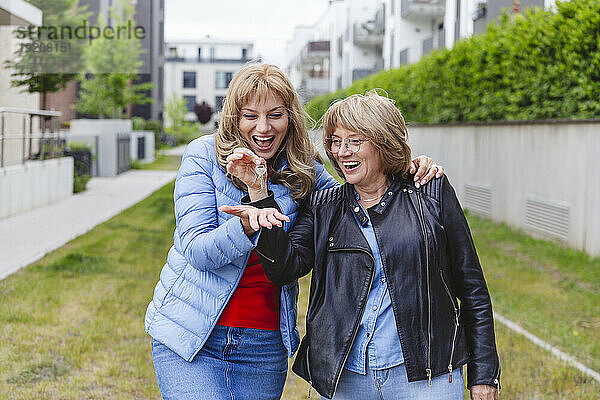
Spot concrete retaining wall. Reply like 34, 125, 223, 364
407, 120, 600, 257
130, 131, 155, 163
67, 119, 132, 177
0, 157, 73, 219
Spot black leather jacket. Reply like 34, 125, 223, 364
254, 175, 500, 399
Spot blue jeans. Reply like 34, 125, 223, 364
324, 363, 464, 400
152, 325, 287, 400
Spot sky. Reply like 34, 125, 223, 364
164, 0, 329, 68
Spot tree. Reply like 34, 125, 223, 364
74, 0, 153, 118
165, 94, 188, 131
4, 0, 90, 109
193, 101, 214, 124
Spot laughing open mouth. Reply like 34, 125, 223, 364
252, 135, 275, 148
342, 161, 361, 170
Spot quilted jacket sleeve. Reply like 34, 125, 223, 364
440, 175, 500, 388
174, 148, 256, 271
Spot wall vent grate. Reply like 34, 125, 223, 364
464, 184, 492, 217
525, 197, 569, 241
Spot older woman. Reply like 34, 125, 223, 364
222, 90, 500, 400
145, 65, 442, 400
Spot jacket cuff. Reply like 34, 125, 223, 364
225, 214, 259, 253
241, 190, 278, 209
467, 363, 501, 389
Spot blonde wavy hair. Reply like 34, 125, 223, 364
322, 89, 412, 179
215, 63, 322, 200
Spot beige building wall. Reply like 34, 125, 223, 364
407, 121, 600, 257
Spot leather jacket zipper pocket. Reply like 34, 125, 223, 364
254, 248, 274, 264
440, 269, 460, 383
305, 345, 313, 398
328, 247, 375, 397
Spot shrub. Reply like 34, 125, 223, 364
194, 101, 214, 124
306, 0, 600, 124
67, 141, 93, 193
166, 122, 201, 145
73, 173, 91, 194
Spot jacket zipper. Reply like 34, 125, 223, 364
415, 191, 432, 386
329, 247, 375, 397
306, 345, 313, 398
439, 269, 459, 383
494, 365, 501, 393
254, 248, 275, 263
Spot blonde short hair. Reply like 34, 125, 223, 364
322, 89, 412, 179
215, 63, 321, 200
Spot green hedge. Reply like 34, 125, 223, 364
306, 0, 600, 124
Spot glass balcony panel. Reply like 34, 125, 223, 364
401, 0, 446, 19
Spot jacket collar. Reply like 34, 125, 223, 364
342, 174, 414, 227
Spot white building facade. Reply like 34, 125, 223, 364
0, 0, 42, 113
1, 1, 74, 220
164, 39, 254, 123
286, 0, 384, 99
0, 0, 43, 166
288, 0, 552, 95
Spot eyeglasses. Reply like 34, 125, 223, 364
328, 138, 367, 152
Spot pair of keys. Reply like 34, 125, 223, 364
252, 163, 267, 192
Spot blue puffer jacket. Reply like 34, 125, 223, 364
145, 135, 338, 361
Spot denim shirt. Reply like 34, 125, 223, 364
344, 193, 404, 374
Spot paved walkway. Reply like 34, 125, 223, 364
0, 170, 176, 280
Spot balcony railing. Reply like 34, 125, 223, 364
0, 108, 63, 168
353, 6, 385, 46
353, 22, 384, 46
308, 70, 329, 78
166, 56, 252, 64
300, 41, 330, 65
401, 0, 446, 19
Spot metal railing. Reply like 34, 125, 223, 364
0, 107, 63, 168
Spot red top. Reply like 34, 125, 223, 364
217, 250, 281, 330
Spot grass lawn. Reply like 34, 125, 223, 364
131, 155, 182, 171
468, 213, 600, 373
0, 172, 598, 398
0, 183, 175, 399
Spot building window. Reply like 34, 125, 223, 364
183, 71, 196, 88
242, 48, 248, 60
422, 37, 434, 56
210, 47, 216, 61
390, 31, 395, 68
215, 96, 225, 112
159, 23, 164, 55
215, 72, 233, 89
184, 96, 196, 112
198, 47, 202, 60
399, 48, 408, 65
158, 66, 164, 103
